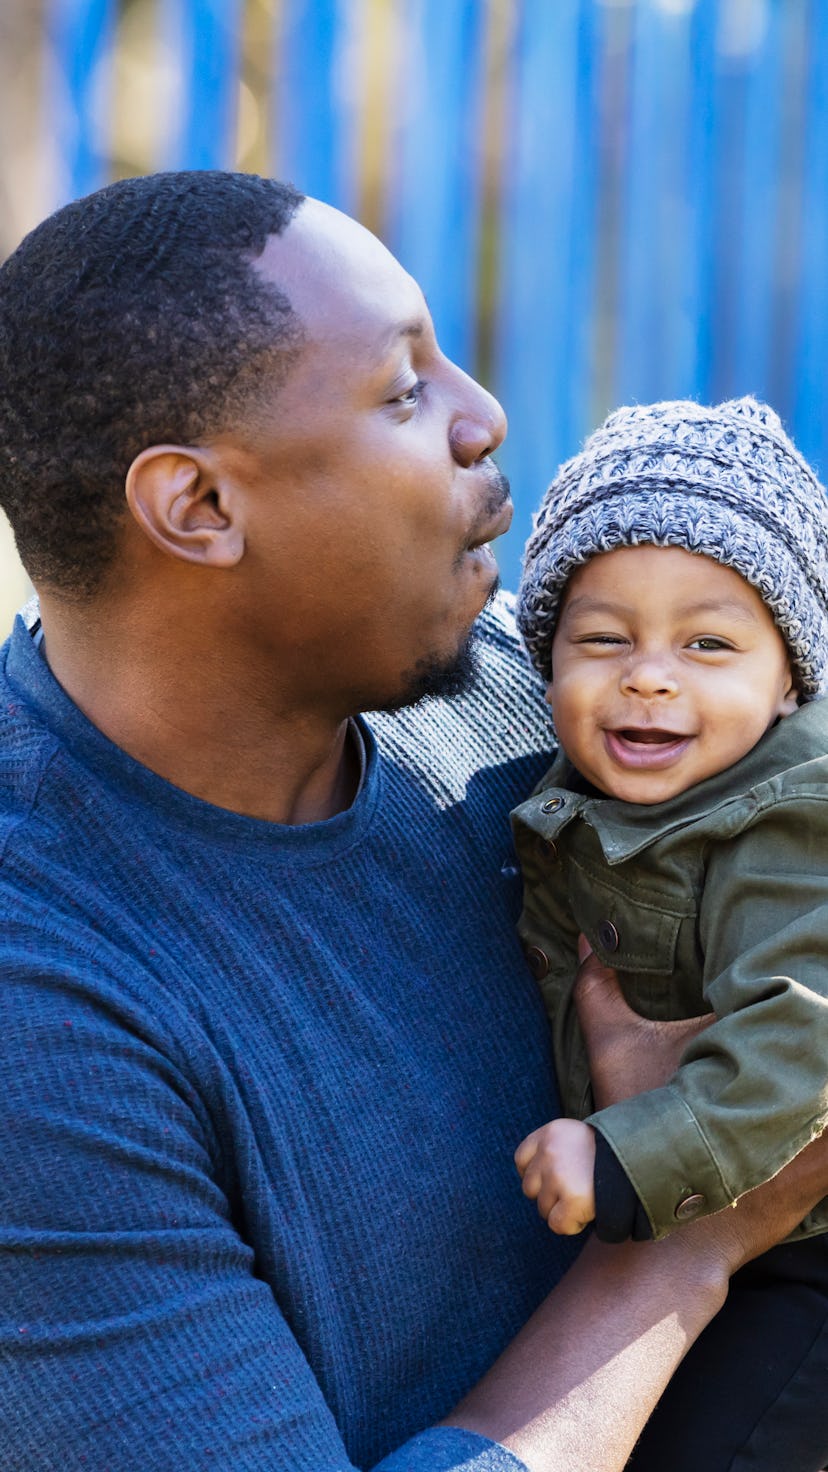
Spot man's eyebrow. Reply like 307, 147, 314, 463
377, 319, 427, 356
392, 320, 426, 346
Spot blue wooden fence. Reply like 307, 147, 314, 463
42, 0, 828, 591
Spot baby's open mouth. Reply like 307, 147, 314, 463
615, 728, 687, 744
603, 727, 694, 769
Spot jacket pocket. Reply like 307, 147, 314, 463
569, 855, 690, 975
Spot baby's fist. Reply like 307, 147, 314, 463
514, 1118, 597, 1235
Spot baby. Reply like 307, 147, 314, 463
511, 397, 828, 1470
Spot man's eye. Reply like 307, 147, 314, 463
392, 380, 424, 407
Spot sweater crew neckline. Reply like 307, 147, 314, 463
3, 614, 382, 861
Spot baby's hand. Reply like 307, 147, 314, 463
514, 1118, 596, 1235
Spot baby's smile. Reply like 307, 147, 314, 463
603, 727, 694, 772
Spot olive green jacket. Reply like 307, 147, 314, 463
511, 698, 828, 1241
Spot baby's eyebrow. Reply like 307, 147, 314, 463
561, 595, 760, 624
560, 595, 634, 620
674, 598, 760, 625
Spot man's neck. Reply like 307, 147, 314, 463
36, 597, 362, 825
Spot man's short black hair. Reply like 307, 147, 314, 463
0, 170, 305, 596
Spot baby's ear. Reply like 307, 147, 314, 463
778, 672, 801, 718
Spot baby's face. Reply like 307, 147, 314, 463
547, 545, 798, 804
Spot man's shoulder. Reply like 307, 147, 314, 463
469, 589, 554, 743
0, 634, 61, 859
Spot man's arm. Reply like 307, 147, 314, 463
6, 940, 824, 1472
0, 955, 376, 1470
440, 952, 828, 1472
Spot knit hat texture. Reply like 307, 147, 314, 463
517, 396, 828, 699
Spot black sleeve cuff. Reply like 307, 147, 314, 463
593, 1131, 653, 1243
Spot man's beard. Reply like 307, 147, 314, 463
375, 577, 500, 714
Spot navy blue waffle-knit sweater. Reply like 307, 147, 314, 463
0, 595, 579, 1471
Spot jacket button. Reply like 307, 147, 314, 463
536, 836, 558, 860
541, 796, 564, 814
597, 920, 619, 952
675, 1193, 706, 1221
524, 945, 550, 980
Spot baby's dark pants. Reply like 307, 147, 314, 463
627, 1235, 828, 1472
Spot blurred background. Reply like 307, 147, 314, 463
0, 0, 826, 634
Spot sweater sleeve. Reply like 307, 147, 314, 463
0, 951, 527, 1472
587, 796, 828, 1240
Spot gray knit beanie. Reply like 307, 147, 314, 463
517, 396, 828, 700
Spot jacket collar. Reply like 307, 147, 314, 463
521, 698, 828, 863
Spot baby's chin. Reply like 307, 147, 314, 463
589, 771, 698, 806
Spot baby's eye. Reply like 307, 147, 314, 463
687, 636, 732, 651
578, 633, 628, 646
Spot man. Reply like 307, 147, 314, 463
0, 171, 823, 1472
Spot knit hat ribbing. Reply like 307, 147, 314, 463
516, 397, 828, 699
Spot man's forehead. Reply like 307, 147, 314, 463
254, 198, 426, 349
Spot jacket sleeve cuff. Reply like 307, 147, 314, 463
587, 1084, 732, 1240
593, 1131, 653, 1243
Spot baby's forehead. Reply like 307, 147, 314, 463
558, 543, 765, 612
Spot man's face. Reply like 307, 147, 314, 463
213, 199, 510, 715
547, 545, 799, 804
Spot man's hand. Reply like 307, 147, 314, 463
573, 935, 828, 1271
448, 941, 828, 1472
515, 1117, 596, 1235
574, 936, 715, 1108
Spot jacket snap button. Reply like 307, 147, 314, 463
541, 796, 564, 814
536, 836, 558, 860
597, 920, 619, 952
675, 1193, 706, 1221
524, 945, 550, 980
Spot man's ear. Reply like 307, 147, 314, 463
124, 445, 244, 567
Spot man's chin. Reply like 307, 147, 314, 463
378, 581, 501, 714
371, 629, 476, 715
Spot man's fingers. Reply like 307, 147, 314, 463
574, 931, 717, 1107
573, 944, 636, 1032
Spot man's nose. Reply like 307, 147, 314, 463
621, 657, 679, 698
449, 382, 507, 466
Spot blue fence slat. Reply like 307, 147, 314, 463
615, 3, 697, 405
707, 20, 760, 403
563, 0, 601, 446
46, 0, 117, 201
681, 0, 721, 405
494, 0, 598, 592
160, 0, 243, 170
274, 0, 356, 213
385, 0, 487, 372
729, 3, 784, 403
792, 0, 828, 478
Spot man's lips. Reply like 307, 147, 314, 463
604, 727, 694, 769
466, 499, 513, 551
